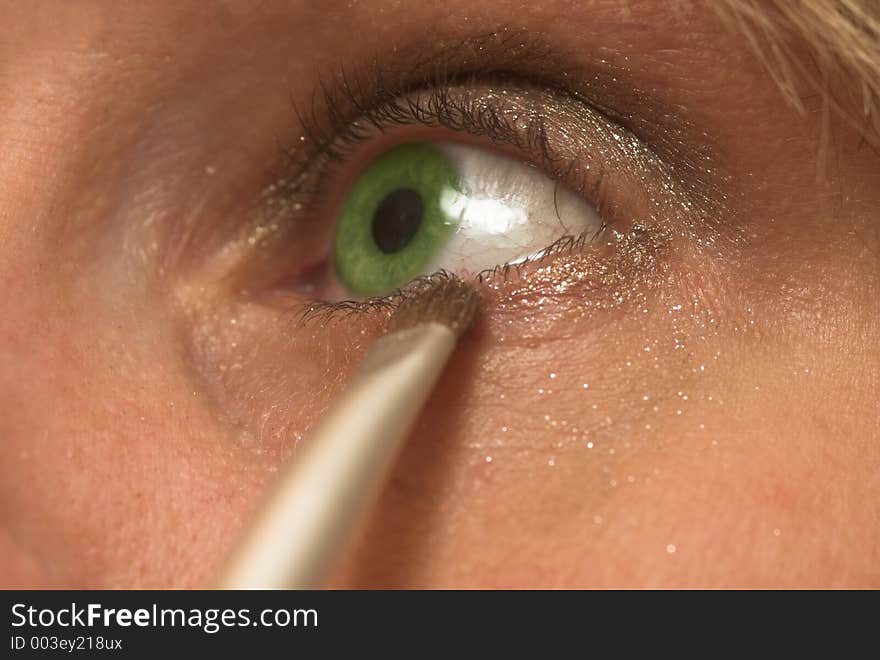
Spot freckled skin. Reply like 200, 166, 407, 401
0, 1, 878, 588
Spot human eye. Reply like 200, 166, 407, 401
326, 140, 599, 298
256, 74, 679, 308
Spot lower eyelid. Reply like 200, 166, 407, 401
290, 222, 670, 333
477, 225, 673, 321
186, 235, 674, 457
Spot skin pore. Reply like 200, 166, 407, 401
0, 1, 877, 587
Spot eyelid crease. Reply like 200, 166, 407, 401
260, 26, 730, 210
294, 28, 702, 162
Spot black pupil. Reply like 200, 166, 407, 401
371, 188, 424, 254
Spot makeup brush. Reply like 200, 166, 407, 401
218, 274, 480, 589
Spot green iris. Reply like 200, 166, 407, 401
334, 142, 462, 296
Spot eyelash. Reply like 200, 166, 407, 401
266, 69, 612, 223
298, 230, 605, 324
267, 69, 618, 318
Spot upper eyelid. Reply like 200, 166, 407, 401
263, 72, 629, 226
252, 45, 729, 283
305, 72, 565, 168
297, 28, 704, 159
249, 28, 733, 255
261, 28, 646, 206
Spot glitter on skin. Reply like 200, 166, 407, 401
240, 48, 744, 540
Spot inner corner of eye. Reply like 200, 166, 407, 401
323, 139, 602, 299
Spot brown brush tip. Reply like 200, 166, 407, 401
387, 272, 481, 338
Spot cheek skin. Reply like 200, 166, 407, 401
0, 273, 279, 588
190, 223, 878, 587
184, 291, 385, 458
190, 228, 715, 584
323, 241, 879, 587
323, 249, 733, 586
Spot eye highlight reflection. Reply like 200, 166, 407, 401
326, 140, 603, 299
433, 142, 603, 275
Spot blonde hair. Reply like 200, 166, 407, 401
716, 0, 880, 148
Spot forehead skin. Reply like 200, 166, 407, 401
0, 1, 877, 587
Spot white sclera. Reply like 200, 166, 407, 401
427, 142, 603, 275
